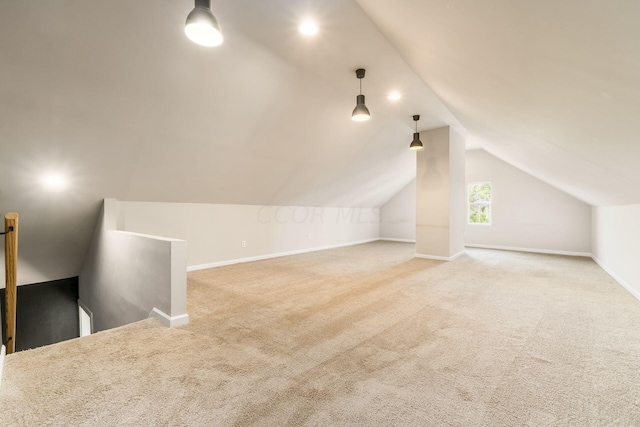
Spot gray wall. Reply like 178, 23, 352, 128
592, 204, 640, 300
465, 149, 591, 255
116, 202, 381, 270
79, 199, 187, 332
0, 201, 100, 288
380, 181, 416, 241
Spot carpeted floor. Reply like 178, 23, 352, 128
1, 242, 640, 426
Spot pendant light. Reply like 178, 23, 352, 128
185, 0, 223, 47
409, 115, 424, 150
352, 68, 371, 121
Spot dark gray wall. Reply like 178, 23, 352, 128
1, 277, 79, 351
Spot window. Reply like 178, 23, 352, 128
468, 182, 492, 225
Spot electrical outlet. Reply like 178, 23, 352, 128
308, 234, 312, 240
241, 240, 246, 248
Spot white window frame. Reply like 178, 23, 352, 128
467, 181, 492, 226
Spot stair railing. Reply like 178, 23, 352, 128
2, 213, 18, 354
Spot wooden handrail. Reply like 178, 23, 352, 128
4, 213, 18, 354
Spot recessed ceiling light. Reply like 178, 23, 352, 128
42, 173, 69, 192
388, 91, 402, 101
299, 20, 319, 36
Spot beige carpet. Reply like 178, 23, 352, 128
1, 242, 640, 426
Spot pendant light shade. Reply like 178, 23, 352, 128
409, 115, 424, 150
352, 69, 371, 121
352, 95, 371, 122
185, 0, 223, 47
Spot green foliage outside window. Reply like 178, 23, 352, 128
468, 182, 492, 224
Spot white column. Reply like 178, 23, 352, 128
415, 126, 466, 260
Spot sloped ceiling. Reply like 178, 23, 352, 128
356, 0, 640, 206
0, 0, 462, 284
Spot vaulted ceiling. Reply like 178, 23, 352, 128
356, 0, 640, 206
0, 0, 460, 210
1, 0, 638, 284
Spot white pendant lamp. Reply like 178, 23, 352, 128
352, 68, 371, 121
185, 0, 223, 47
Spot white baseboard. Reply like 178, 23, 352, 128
592, 256, 640, 303
465, 244, 591, 258
415, 250, 465, 262
187, 238, 379, 272
380, 238, 416, 243
149, 308, 190, 328
0, 344, 5, 389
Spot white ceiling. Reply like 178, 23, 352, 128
0, 0, 462, 209
356, 0, 640, 206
